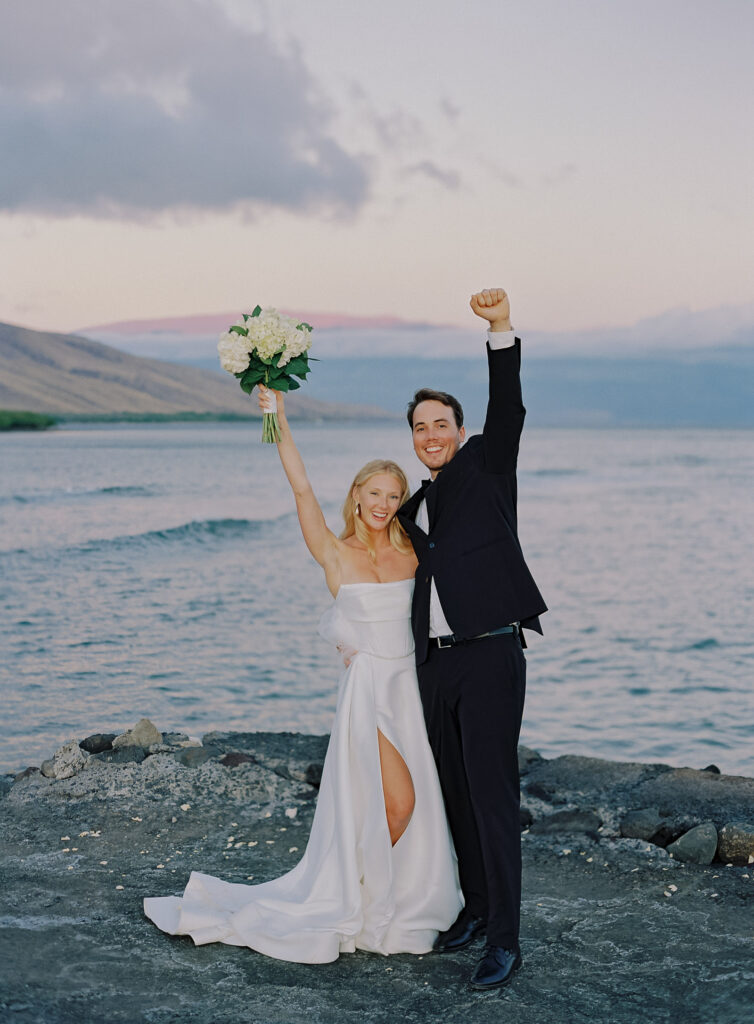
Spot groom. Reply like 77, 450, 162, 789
398, 288, 546, 990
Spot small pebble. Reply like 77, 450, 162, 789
61, 836, 70, 841
181, 804, 191, 811
131, 817, 142, 822
156, 864, 165, 869
100, 861, 108, 866
171, 816, 177, 823
285, 808, 298, 819
669, 884, 678, 892
289, 847, 298, 853
248, 841, 258, 847
115, 885, 124, 890
586, 857, 593, 863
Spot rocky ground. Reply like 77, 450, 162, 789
1, 722, 753, 1024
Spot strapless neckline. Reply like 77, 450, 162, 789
336, 579, 413, 599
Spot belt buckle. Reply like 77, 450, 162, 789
436, 635, 454, 649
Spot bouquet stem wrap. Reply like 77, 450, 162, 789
217, 306, 313, 443
260, 387, 280, 444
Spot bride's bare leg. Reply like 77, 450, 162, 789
377, 729, 415, 846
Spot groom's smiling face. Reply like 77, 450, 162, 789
411, 400, 466, 477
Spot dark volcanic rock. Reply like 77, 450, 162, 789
204, 731, 329, 789
174, 745, 220, 768
162, 731, 191, 744
632, 767, 754, 827
519, 806, 534, 829
717, 822, 754, 865
13, 766, 40, 782
91, 746, 147, 766
3, 730, 754, 1024
525, 781, 564, 803
530, 808, 603, 836
619, 807, 665, 841
220, 752, 256, 768
666, 822, 719, 865
0, 774, 14, 798
518, 745, 543, 776
80, 732, 117, 754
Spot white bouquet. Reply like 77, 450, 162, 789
218, 305, 313, 442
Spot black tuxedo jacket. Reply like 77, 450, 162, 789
398, 339, 547, 665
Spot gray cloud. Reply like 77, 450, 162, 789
0, 0, 369, 217
405, 161, 461, 190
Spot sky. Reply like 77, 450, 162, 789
1, 0, 752, 335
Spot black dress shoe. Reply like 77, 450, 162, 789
432, 910, 486, 952
469, 944, 522, 990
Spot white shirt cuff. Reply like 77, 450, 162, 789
486, 328, 516, 350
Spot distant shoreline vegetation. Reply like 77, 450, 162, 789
0, 410, 58, 431
53, 411, 260, 424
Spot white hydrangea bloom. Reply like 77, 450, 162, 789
217, 330, 253, 373
219, 308, 312, 373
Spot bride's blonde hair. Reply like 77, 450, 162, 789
340, 460, 412, 560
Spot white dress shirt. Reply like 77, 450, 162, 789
416, 328, 516, 637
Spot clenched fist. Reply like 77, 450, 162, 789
470, 288, 511, 331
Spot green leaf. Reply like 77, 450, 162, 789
239, 378, 254, 394
284, 355, 309, 376
272, 377, 291, 392
229, 325, 247, 336
287, 378, 301, 391
251, 305, 262, 318
296, 322, 313, 332
241, 367, 265, 388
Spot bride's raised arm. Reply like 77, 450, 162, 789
258, 385, 341, 590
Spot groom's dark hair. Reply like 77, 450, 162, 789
406, 388, 464, 429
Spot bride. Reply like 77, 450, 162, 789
144, 387, 461, 963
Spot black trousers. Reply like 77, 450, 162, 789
417, 633, 526, 949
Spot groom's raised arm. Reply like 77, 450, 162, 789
469, 289, 526, 474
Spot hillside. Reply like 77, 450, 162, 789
0, 321, 392, 420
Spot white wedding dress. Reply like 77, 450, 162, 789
144, 579, 462, 963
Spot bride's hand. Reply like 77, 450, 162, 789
336, 642, 359, 668
258, 384, 284, 415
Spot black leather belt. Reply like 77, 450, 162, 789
432, 624, 520, 649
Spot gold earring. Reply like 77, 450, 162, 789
355, 502, 361, 517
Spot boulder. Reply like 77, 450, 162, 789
619, 807, 665, 842
13, 767, 40, 783
518, 745, 543, 776
90, 747, 146, 766
530, 808, 602, 836
173, 745, 220, 768
717, 822, 754, 866
79, 733, 116, 754
220, 752, 256, 768
666, 822, 718, 865
40, 739, 89, 780
162, 732, 191, 744
112, 718, 162, 749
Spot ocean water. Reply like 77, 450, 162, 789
1, 423, 752, 776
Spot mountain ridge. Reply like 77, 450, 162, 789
0, 321, 394, 419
